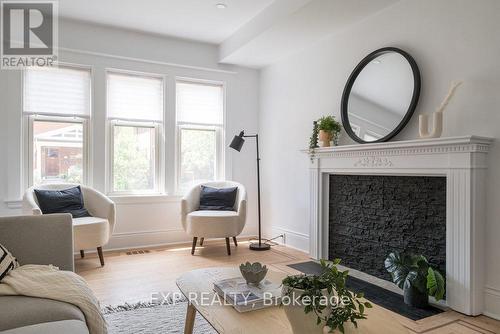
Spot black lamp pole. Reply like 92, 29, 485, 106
229, 131, 270, 251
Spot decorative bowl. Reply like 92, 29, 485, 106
239, 262, 268, 285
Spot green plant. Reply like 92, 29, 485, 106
309, 121, 319, 150
308, 116, 342, 159
384, 252, 445, 301
282, 259, 371, 333
317, 116, 342, 135
308, 121, 319, 162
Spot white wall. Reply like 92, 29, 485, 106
259, 0, 500, 317
0, 19, 260, 249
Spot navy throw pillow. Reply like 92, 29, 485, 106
199, 186, 238, 211
34, 186, 91, 218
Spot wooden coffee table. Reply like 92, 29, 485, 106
176, 267, 409, 334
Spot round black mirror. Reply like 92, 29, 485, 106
341, 47, 421, 143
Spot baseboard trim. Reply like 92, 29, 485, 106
485, 286, 500, 297
276, 241, 309, 254
92, 231, 258, 253
484, 286, 500, 320
77, 240, 188, 255
483, 311, 500, 321
270, 226, 309, 253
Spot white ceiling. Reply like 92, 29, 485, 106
57, 0, 275, 44
220, 0, 400, 67
57, 0, 401, 68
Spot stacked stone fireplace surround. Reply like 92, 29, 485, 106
328, 174, 446, 282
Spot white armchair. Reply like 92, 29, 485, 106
181, 181, 247, 255
23, 184, 116, 266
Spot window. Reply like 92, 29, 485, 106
112, 125, 156, 192
32, 119, 84, 184
24, 65, 91, 185
176, 80, 224, 192
107, 71, 164, 194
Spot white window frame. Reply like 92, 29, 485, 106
108, 120, 162, 195
23, 63, 92, 187
176, 123, 224, 191
175, 78, 225, 194
26, 115, 90, 187
106, 69, 165, 196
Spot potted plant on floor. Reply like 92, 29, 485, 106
281, 259, 371, 333
317, 116, 342, 147
384, 252, 445, 308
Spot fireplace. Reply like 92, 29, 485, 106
304, 136, 493, 315
328, 174, 446, 282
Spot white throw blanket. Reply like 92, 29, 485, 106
0, 265, 107, 334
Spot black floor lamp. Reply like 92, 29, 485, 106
229, 131, 270, 251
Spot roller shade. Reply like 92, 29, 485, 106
176, 81, 223, 125
107, 71, 164, 122
24, 66, 91, 117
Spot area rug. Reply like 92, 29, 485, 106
103, 300, 217, 334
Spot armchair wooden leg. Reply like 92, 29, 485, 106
232, 237, 238, 247
80, 250, 85, 258
225, 238, 231, 256
191, 237, 198, 255
199, 237, 204, 246
97, 247, 104, 266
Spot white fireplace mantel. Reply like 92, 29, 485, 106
305, 135, 494, 316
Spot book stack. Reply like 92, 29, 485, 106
214, 277, 282, 312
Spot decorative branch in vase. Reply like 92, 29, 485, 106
419, 80, 463, 139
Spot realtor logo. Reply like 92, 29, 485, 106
1, 1, 58, 69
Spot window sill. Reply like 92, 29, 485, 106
108, 194, 183, 205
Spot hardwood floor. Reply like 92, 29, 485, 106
76, 239, 500, 333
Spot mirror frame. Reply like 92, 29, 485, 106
341, 47, 421, 144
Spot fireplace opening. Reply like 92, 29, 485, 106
328, 174, 446, 282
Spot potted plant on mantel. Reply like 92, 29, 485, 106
317, 116, 342, 147
385, 252, 445, 308
281, 259, 371, 334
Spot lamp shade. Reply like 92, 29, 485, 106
230, 131, 245, 152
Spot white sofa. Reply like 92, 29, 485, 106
181, 181, 247, 255
23, 184, 116, 266
0, 214, 90, 334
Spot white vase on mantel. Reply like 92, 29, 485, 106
419, 80, 462, 139
419, 111, 443, 139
